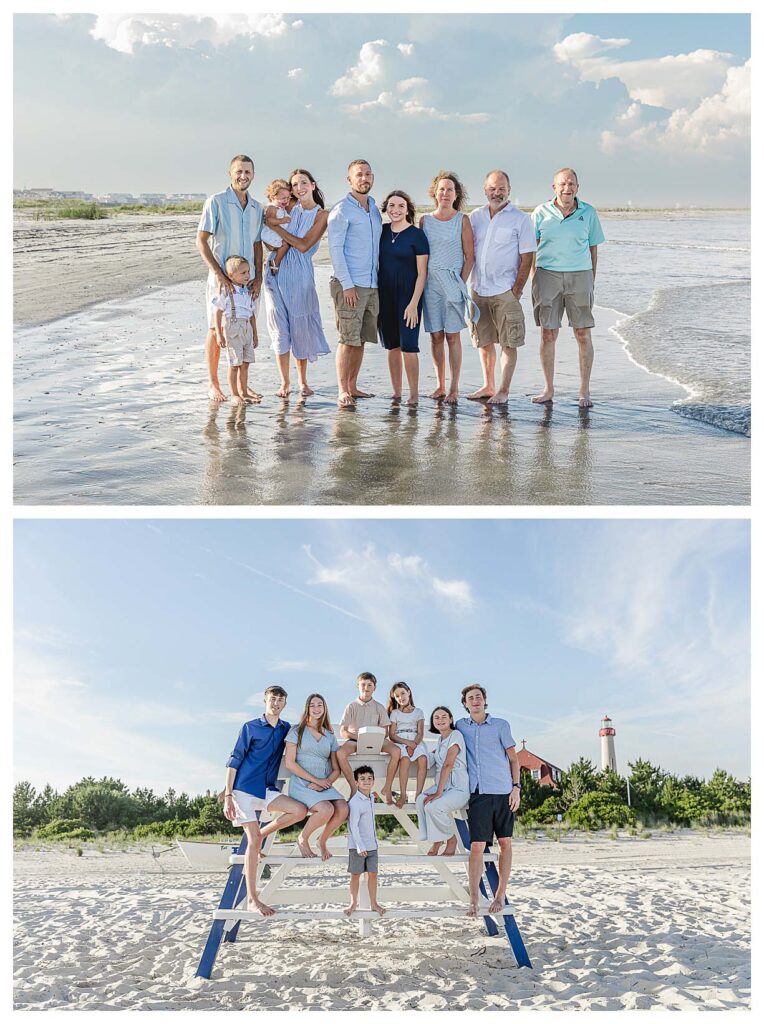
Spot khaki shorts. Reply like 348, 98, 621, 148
469, 289, 525, 349
330, 277, 379, 348
223, 317, 257, 367
532, 268, 595, 330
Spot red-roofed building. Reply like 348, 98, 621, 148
517, 739, 563, 788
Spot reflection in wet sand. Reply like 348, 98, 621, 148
14, 271, 749, 506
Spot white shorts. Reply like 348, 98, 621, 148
394, 741, 428, 761
231, 787, 282, 827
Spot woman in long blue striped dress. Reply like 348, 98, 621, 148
419, 172, 476, 404
263, 170, 331, 398
285, 693, 348, 860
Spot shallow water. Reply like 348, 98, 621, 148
13, 268, 749, 506
597, 212, 750, 436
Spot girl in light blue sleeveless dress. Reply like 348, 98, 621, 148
422, 212, 471, 335
285, 692, 348, 859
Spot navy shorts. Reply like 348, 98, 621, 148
467, 793, 515, 843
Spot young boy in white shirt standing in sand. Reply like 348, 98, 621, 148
211, 255, 262, 405
345, 766, 385, 917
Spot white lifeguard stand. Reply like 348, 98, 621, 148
196, 745, 531, 978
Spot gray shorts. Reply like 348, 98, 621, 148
223, 318, 257, 367
348, 848, 379, 874
532, 267, 595, 330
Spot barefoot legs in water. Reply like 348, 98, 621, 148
206, 329, 227, 402
430, 330, 462, 402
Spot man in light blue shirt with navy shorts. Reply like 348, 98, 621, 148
531, 167, 605, 409
456, 683, 521, 917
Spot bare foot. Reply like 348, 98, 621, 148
532, 389, 554, 404
578, 394, 593, 408
247, 897, 276, 917
231, 394, 245, 405
488, 894, 505, 914
467, 386, 494, 401
276, 384, 290, 398
318, 843, 332, 861
296, 836, 316, 858
208, 385, 227, 403
344, 900, 358, 917
487, 390, 509, 405
338, 392, 356, 409
430, 388, 446, 400
395, 794, 406, 808
381, 788, 395, 806
426, 842, 443, 856
352, 389, 374, 398
443, 837, 458, 856
445, 391, 458, 404
407, 396, 418, 407
370, 901, 386, 917
300, 384, 315, 396
391, 394, 402, 402
466, 900, 478, 918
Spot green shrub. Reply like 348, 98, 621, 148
565, 792, 635, 831
37, 818, 89, 838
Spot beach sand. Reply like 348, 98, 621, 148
14, 214, 749, 505
13, 831, 750, 1010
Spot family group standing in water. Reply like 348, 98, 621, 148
224, 673, 520, 920
197, 155, 604, 411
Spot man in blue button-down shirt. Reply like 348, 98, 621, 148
327, 159, 383, 409
456, 684, 521, 917
222, 685, 308, 916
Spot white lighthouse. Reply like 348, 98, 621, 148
599, 715, 617, 773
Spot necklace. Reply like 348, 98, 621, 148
390, 224, 409, 244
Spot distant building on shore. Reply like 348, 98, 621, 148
517, 740, 562, 787
599, 715, 617, 773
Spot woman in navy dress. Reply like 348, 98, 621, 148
378, 190, 430, 406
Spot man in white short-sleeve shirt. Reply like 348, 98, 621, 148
196, 155, 264, 402
468, 170, 536, 405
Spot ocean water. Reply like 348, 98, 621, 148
596, 212, 750, 436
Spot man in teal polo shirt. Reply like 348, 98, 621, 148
530, 168, 604, 408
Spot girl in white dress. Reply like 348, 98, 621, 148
415, 706, 470, 855
387, 681, 429, 807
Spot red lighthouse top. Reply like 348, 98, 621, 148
599, 714, 616, 737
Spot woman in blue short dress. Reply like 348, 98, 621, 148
378, 190, 430, 406
262, 169, 331, 399
419, 171, 476, 404
285, 693, 348, 860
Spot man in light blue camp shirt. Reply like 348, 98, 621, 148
531, 168, 605, 409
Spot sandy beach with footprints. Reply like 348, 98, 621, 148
13, 830, 750, 1011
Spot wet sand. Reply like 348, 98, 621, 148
13, 216, 749, 506
14, 831, 750, 1010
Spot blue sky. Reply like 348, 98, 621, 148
14, 519, 750, 793
13, 12, 750, 205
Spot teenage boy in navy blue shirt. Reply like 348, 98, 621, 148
223, 685, 309, 915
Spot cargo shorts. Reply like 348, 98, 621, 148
330, 277, 379, 348
532, 267, 595, 330
469, 288, 525, 350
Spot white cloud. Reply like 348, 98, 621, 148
432, 578, 475, 609
397, 43, 415, 56
304, 543, 476, 648
90, 13, 295, 54
397, 77, 428, 93
329, 39, 389, 96
602, 60, 750, 155
554, 32, 749, 156
343, 91, 489, 123
288, 67, 304, 79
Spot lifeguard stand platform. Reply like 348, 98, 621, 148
196, 738, 531, 978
